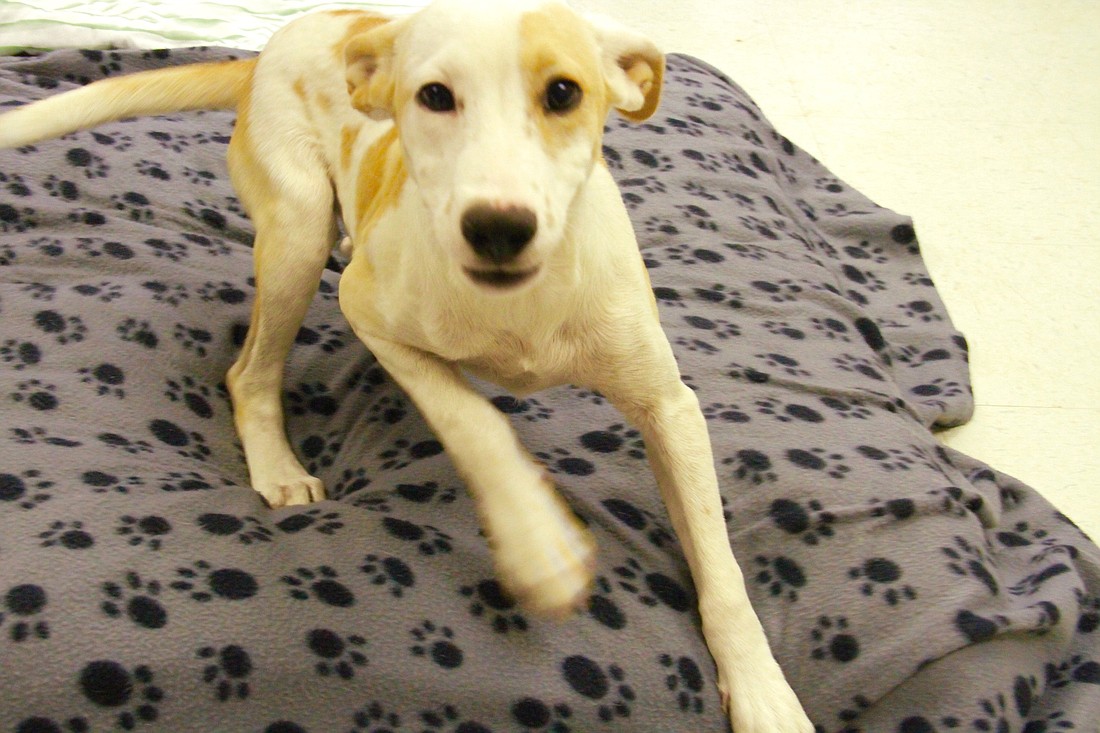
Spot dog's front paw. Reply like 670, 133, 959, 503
720, 661, 813, 733
489, 476, 596, 618
253, 468, 326, 508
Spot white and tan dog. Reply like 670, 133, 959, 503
0, 1, 811, 729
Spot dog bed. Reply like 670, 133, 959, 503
1, 47, 1097, 733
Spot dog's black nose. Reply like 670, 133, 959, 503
461, 205, 537, 265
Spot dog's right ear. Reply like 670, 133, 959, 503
346, 18, 406, 120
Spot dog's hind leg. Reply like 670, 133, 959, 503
225, 126, 336, 508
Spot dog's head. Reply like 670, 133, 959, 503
345, 0, 663, 291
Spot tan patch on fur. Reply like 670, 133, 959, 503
341, 123, 361, 172
519, 6, 607, 157
331, 11, 390, 64
355, 126, 406, 241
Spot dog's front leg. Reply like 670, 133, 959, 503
604, 343, 813, 733
359, 336, 596, 615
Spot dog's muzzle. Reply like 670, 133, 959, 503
461, 204, 540, 289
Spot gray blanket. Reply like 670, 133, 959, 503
1, 48, 1097, 733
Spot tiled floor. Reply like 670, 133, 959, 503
580, 0, 1100, 538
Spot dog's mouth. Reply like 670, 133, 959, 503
464, 266, 540, 290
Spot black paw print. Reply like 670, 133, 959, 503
942, 536, 999, 596
334, 468, 375, 503
786, 447, 851, 479
173, 323, 213, 357
143, 279, 190, 306
351, 702, 403, 732
182, 199, 228, 231
868, 496, 917, 522
820, 395, 872, 420
682, 313, 740, 340
360, 554, 415, 597
660, 243, 725, 266
78, 660, 163, 729
491, 394, 554, 422
197, 280, 247, 305
755, 398, 824, 424
300, 431, 343, 475
366, 393, 409, 426
21, 282, 56, 301
378, 438, 444, 471
295, 323, 348, 354
753, 555, 807, 602
1, 583, 50, 642
755, 352, 811, 378
659, 654, 706, 714
641, 215, 680, 236
307, 628, 368, 679
77, 236, 136, 260
165, 376, 216, 419
39, 519, 94, 550
1046, 654, 1100, 690
461, 579, 528, 633
562, 655, 635, 722
73, 281, 124, 303
117, 318, 159, 349
198, 644, 252, 701
382, 516, 452, 556
34, 309, 86, 345
149, 419, 211, 461
410, 621, 464, 670
157, 470, 220, 493
612, 558, 693, 612
67, 207, 108, 227
750, 278, 803, 303
101, 572, 168, 630
171, 561, 258, 602
10, 427, 81, 450
848, 557, 917, 606
143, 236, 190, 261
116, 514, 171, 550
511, 697, 574, 732
43, 175, 80, 201
580, 424, 646, 460
183, 166, 217, 186
762, 320, 806, 340
1, 339, 43, 370
288, 382, 338, 417
769, 498, 836, 545
673, 334, 721, 355
535, 447, 596, 477
601, 498, 676, 549
810, 616, 860, 663
899, 299, 943, 323
110, 191, 154, 222
811, 317, 853, 341
586, 576, 627, 631
396, 481, 458, 505
195, 513, 272, 545
675, 203, 718, 232
702, 402, 751, 424
137, 159, 171, 181
281, 566, 355, 608
11, 379, 59, 412
856, 444, 916, 472
0, 203, 38, 233
276, 508, 344, 536
0, 469, 55, 510
724, 449, 778, 486
631, 148, 674, 171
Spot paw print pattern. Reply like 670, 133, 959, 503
702, 401, 752, 424
820, 395, 873, 420
287, 382, 338, 417
165, 376, 216, 419
360, 554, 415, 597
491, 394, 554, 422
116, 514, 171, 549
306, 628, 368, 679
658, 654, 706, 714
171, 561, 259, 602
755, 397, 825, 424
39, 519, 95, 549
755, 352, 811, 378
281, 566, 355, 608
0, 469, 55, 510
143, 280, 190, 306
110, 191, 154, 222
378, 438, 445, 471
461, 579, 528, 633
101, 572, 168, 630
786, 447, 851, 479
769, 498, 836, 545
117, 318, 159, 349
724, 449, 778, 485
611, 558, 693, 612
753, 555, 808, 601
148, 419, 210, 461
579, 424, 646, 460
198, 644, 252, 701
34, 309, 87, 344
197, 513, 273, 545
848, 558, 917, 606
382, 517, 452, 556
1, 583, 50, 642
601, 498, 676, 549
11, 379, 60, 412
1, 339, 43, 370
295, 323, 348, 353
410, 620, 464, 670
942, 536, 999, 596
810, 616, 861, 663
510, 697, 574, 732
77, 660, 164, 729
275, 508, 345, 536
561, 655, 635, 723
534, 447, 596, 477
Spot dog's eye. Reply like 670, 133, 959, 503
544, 79, 582, 114
417, 83, 456, 113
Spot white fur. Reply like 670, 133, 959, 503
0, 3, 813, 730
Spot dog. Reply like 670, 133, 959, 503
0, 1, 812, 729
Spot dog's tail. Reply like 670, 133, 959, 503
0, 58, 256, 149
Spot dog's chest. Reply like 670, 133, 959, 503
437, 321, 580, 395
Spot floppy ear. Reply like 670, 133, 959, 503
345, 18, 406, 120
587, 14, 664, 122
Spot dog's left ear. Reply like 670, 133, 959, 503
587, 14, 664, 122
346, 17, 408, 120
